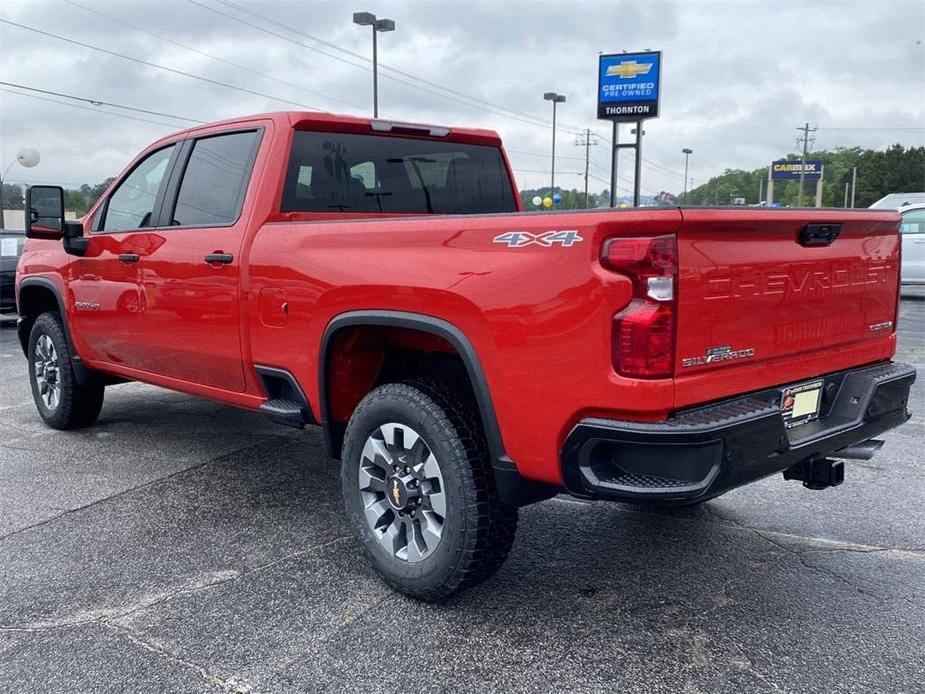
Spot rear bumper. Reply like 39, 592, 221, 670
561, 361, 916, 504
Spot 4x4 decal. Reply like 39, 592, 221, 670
492, 230, 583, 248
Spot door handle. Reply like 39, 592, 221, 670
204, 252, 234, 265
118, 253, 140, 263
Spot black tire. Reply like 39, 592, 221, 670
28, 312, 104, 430
341, 379, 518, 601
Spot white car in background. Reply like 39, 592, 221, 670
897, 203, 925, 297
870, 192, 925, 209
868, 195, 925, 298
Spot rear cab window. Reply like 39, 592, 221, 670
281, 131, 516, 215
170, 130, 262, 227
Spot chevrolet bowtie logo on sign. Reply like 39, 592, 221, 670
606, 60, 653, 79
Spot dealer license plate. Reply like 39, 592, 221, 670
780, 380, 824, 429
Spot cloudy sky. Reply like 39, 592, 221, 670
1, 0, 923, 198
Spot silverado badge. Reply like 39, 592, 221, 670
681, 345, 756, 368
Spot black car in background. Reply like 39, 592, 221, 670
1, 229, 26, 314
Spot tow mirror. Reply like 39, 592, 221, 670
25, 185, 65, 240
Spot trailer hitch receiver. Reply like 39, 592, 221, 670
783, 457, 845, 490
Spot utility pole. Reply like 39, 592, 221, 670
759, 177, 764, 205
850, 166, 857, 208
796, 122, 816, 207
844, 182, 849, 207
575, 130, 600, 208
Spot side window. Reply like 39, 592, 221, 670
102, 145, 175, 232
350, 161, 376, 188
294, 165, 313, 200
171, 130, 261, 227
900, 209, 925, 234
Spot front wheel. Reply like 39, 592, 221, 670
28, 312, 105, 430
341, 380, 517, 601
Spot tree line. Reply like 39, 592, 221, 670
1, 178, 115, 217
682, 145, 925, 208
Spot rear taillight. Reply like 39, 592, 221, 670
601, 234, 677, 378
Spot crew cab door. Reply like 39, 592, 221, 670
127, 128, 263, 391
69, 144, 178, 366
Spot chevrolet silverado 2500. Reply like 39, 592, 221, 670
17, 112, 915, 600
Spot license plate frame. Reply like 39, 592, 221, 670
780, 379, 824, 429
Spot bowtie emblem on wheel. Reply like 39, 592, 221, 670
391, 479, 401, 505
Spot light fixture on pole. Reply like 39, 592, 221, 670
0, 147, 40, 230
682, 148, 692, 203
543, 92, 566, 194
353, 12, 395, 118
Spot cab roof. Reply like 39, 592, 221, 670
151, 111, 503, 148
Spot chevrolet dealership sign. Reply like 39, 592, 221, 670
597, 51, 661, 121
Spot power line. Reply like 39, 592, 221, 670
0, 18, 324, 112
641, 158, 685, 178
213, 0, 592, 134
512, 169, 640, 195
0, 87, 186, 129
0, 81, 203, 124
505, 147, 585, 161
588, 125, 686, 184
187, 0, 589, 135
63, 0, 366, 113
817, 126, 925, 132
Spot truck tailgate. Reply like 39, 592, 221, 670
674, 208, 901, 405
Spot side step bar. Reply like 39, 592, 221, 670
260, 399, 311, 428
254, 365, 315, 429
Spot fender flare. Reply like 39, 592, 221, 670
17, 277, 96, 386
320, 310, 505, 461
318, 311, 560, 506
319, 310, 558, 507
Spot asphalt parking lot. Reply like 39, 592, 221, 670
0, 302, 923, 694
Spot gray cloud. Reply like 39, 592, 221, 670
1, 0, 922, 197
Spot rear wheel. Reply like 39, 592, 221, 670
28, 312, 104, 430
341, 380, 517, 601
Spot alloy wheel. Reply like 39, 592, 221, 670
358, 422, 446, 563
33, 334, 60, 411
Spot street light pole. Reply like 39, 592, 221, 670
543, 92, 566, 194
0, 147, 41, 230
682, 148, 692, 203
353, 12, 395, 118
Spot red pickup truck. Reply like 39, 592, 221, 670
17, 112, 915, 600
